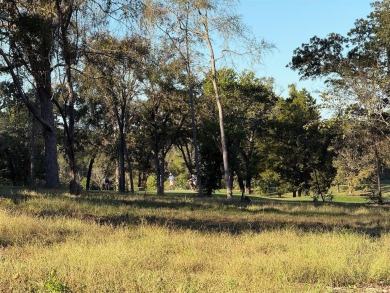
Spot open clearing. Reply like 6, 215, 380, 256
0, 187, 390, 292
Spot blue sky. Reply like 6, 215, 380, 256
238, 0, 373, 99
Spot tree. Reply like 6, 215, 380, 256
226, 71, 277, 196
144, 0, 273, 199
143, 0, 205, 195
289, 0, 390, 200
82, 33, 147, 192
0, 0, 60, 188
202, 68, 277, 196
267, 85, 331, 197
0, 82, 33, 185
140, 52, 189, 195
333, 120, 376, 195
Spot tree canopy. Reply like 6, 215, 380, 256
0, 0, 389, 201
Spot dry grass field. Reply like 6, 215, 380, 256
1, 187, 390, 292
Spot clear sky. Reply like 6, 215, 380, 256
238, 0, 374, 99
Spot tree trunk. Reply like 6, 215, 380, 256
138, 172, 142, 189
245, 176, 252, 195
374, 144, 382, 202
68, 155, 79, 195
160, 157, 165, 195
5, 149, 16, 185
185, 38, 202, 195
86, 157, 95, 190
153, 142, 163, 195
189, 88, 203, 196
212, 78, 232, 198
156, 162, 163, 196
292, 190, 297, 197
125, 148, 135, 194
237, 175, 246, 200
28, 113, 37, 188
38, 87, 60, 188
178, 143, 194, 174
56, 1, 80, 195
203, 26, 232, 199
118, 129, 126, 192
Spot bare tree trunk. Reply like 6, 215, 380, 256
374, 143, 382, 202
125, 148, 135, 194
138, 172, 142, 189
245, 177, 252, 195
86, 157, 95, 191
28, 113, 37, 188
160, 157, 165, 195
189, 86, 203, 196
185, 28, 203, 195
177, 143, 194, 174
118, 129, 126, 192
153, 141, 163, 195
202, 15, 232, 199
38, 87, 60, 188
55, 0, 80, 195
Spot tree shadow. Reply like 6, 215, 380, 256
1, 189, 389, 238
73, 194, 390, 238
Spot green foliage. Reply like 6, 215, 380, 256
289, 1, 390, 198
146, 174, 157, 190
0, 83, 45, 186
265, 85, 336, 195
44, 270, 69, 293
201, 68, 278, 194
197, 119, 223, 195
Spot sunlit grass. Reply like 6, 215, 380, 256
0, 187, 390, 292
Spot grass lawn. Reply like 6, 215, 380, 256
1, 186, 390, 292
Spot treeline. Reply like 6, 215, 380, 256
0, 0, 389, 200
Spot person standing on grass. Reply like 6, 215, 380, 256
188, 174, 197, 191
102, 177, 110, 190
169, 173, 175, 190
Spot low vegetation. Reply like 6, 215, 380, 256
1, 187, 390, 292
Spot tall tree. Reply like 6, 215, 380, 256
144, 0, 273, 199
144, 0, 205, 195
83, 33, 147, 192
289, 0, 390, 200
140, 50, 189, 195
0, 82, 34, 185
268, 85, 327, 197
203, 68, 277, 195
0, 0, 60, 188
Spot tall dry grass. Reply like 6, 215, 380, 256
0, 188, 390, 292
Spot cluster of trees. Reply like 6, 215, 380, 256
0, 0, 389, 201
289, 0, 390, 201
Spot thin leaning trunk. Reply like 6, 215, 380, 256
189, 87, 203, 195
118, 129, 126, 192
184, 20, 203, 196
28, 113, 37, 188
86, 157, 95, 191
374, 143, 382, 202
56, 0, 80, 195
125, 148, 135, 194
202, 17, 232, 199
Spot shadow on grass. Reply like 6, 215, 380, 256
74, 194, 389, 238
81, 210, 385, 239
1, 188, 389, 238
